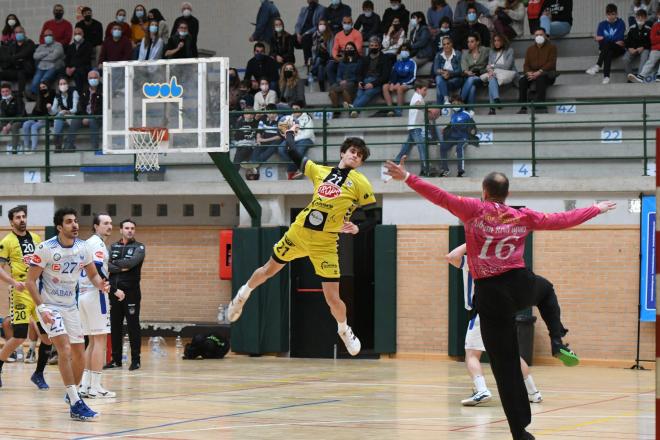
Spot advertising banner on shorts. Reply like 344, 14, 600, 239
640, 195, 656, 322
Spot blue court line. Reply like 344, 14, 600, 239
72, 398, 341, 439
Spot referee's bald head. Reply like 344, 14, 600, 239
482, 172, 509, 202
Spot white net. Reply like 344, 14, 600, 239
129, 128, 168, 172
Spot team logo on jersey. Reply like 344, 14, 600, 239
52, 264, 61, 271
318, 182, 341, 199
345, 180, 353, 188
95, 251, 104, 259
52, 277, 60, 284
79, 255, 85, 261
22, 255, 32, 265
53, 253, 61, 261
32, 255, 41, 264
308, 210, 324, 226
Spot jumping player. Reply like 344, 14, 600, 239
0, 205, 53, 389
447, 243, 542, 407
227, 127, 378, 356
78, 213, 124, 398
26, 207, 110, 421
384, 159, 615, 440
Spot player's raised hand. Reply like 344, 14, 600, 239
114, 288, 126, 301
341, 221, 359, 235
384, 156, 408, 181
596, 200, 616, 213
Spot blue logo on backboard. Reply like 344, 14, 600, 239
142, 76, 183, 98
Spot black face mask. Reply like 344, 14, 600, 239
84, 14, 92, 22
344, 50, 356, 57
393, 24, 401, 31
369, 47, 379, 55
40, 89, 49, 96
54, 12, 64, 20
283, 70, 293, 79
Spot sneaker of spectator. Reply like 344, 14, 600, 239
586, 3, 626, 83
270, 18, 296, 68
39, 4, 73, 46
623, 9, 652, 81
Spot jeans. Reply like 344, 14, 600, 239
2, 121, 22, 150
461, 76, 482, 105
435, 76, 463, 103
622, 49, 650, 75
639, 50, 660, 78
53, 116, 77, 149
539, 16, 571, 38
440, 135, 466, 173
597, 42, 625, 77
395, 128, 428, 174
353, 85, 382, 108
488, 77, 500, 102
311, 58, 328, 85
278, 138, 313, 172
22, 120, 46, 150
30, 67, 60, 94
69, 117, 101, 149
326, 59, 339, 85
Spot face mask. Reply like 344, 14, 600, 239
73, 34, 82, 42
260, 84, 268, 92
59, 84, 69, 93
112, 29, 122, 38
1, 95, 11, 100
440, 27, 450, 33
15, 32, 25, 42
255, 52, 265, 59
149, 25, 158, 33
364, 11, 373, 17
393, 23, 401, 30
84, 15, 92, 22
342, 23, 352, 32
136, 10, 145, 18
369, 47, 379, 55
44, 35, 54, 44
275, 26, 283, 32
400, 50, 410, 59
410, 20, 418, 29
7, 19, 16, 27
284, 70, 293, 78
535, 35, 545, 45
637, 20, 646, 27
318, 24, 326, 32
391, 3, 400, 10
54, 12, 64, 20
40, 89, 49, 96
344, 49, 356, 57
183, 9, 192, 17
330, 0, 340, 5
179, 31, 188, 37
118, 15, 127, 23
467, 12, 477, 22
229, 74, 236, 80
88, 78, 99, 87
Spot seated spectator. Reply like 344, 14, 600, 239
251, 0, 279, 49
65, 27, 93, 92
295, 0, 325, 67
231, 111, 259, 170
527, 0, 544, 34
0, 26, 35, 100
632, 8, 659, 82
435, 16, 456, 46
353, 36, 391, 114
310, 19, 334, 91
98, 24, 133, 66
279, 63, 306, 106
323, 0, 352, 34
518, 28, 557, 113
30, 29, 65, 96
382, 16, 406, 60
75, 7, 103, 50
355, 1, 382, 44
394, 81, 431, 176
624, 9, 652, 80
439, 96, 476, 177
0, 82, 25, 154
278, 101, 314, 180
540, 0, 573, 39
381, 0, 410, 34
70, 70, 102, 151
245, 42, 279, 90
328, 42, 361, 115
237, 79, 255, 110
454, 0, 490, 24
454, 5, 491, 50
383, 43, 417, 117
460, 33, 489, 107
428, 0, 454, 41
170, 2, 199, 55
131, 5, 149, 49
254, 78, 278, 111
105, 9, 131, 42
22, 81, 52, 154
491, 0, 525, 40
248, 103, 284, 176
138, 20, 165, 61
434, 36, 463, 105
164, 21, 197, 59
50, 76, 79, 152
228, 67, 241, 110
586, 4, 626, 84
327, 16, 363, 85
147, 9, 170, 43
40, 4, 73, 46
628, 0, 656, 27
482, 33, 516, 114
2, 14, 21, 44
270, 18, 296, 67
409, 11, 434, 69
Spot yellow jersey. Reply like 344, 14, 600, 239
293, 159, 376, 233
0, 231, 42, 282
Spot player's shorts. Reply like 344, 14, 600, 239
9, 287, 38, 325
37, 304, 84, 344
272, 224, 340, 280
464, 313, 486, 352
79, 289, 111, 336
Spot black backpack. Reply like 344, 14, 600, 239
183, 333, 230, 359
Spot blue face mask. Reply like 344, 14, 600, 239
15, 32, 25, 42
331, 0, 340, 5
136, 10, 144, 18
400, 50, 410, 59
88, 78, 99, 87
112, 29, 122, 38
149, 25, 158, 33
255, 52, 265, 60
342, 23, 352, 32
44, 35, 54, 44
467, 12, 477, 22
179, 31, 188, 37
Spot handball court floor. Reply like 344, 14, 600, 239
0, 347, 653, 440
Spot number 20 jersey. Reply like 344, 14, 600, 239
31, 237, 92, 309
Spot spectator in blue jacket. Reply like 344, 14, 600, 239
439, 96, 476, 177
295, 0, 325, 67
328, 41, 362, 114
323, 0, 352, 34
434, 36, 463, 105
383, 43, 417, 116
250, 0, 280, 50
409, 11, 434, 69
354, 1, 381, 44
586, 3, 626, 84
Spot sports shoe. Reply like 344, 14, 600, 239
70, 399, 99, 421
103, 360, 122, 369
631, 74, 645, 83
439, 170, 450, 177
350, 110, 358, 118
24, 348, 36, 364
601, 76, 610, 85
656, 75, 660, 83
528, 391, 543, 403
128, 361, 141, 371
48, 350, 58, 365
457, 170, 465, 178
585, 64, 600, 75
461, 389, 492, 406
338, 325, 361, 356
88, 386, 117, 398
78, 386, 89, 398
552, 341, 579, 367
7, 351, 16, 363
15, 347, 24, 362
227, 285, 251, 323
30, 372, 49, 390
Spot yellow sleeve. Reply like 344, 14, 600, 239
31, 232, 42, 246
303, 159, 320, 179
0, 236, 9, 261
357, 175, 377, 207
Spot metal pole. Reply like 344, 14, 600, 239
423, 102, 429, 176
631, 193, 645, 370
44, 118, 51, 183
322, 109, 328, 166
642, 99, 648, 176
530, 105, 536, 177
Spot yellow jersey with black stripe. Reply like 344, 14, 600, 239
293, 159, 376, 233
0, 231, 42, 282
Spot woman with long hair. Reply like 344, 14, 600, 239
1, 14, 20, 44
270, 17, 296, 67
481, 33, 516, 114
138, 20, 164, 61
310, 19, 334, 92
278, 63, 306, 106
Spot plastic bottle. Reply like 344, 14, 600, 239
217, 305, 226, 324
175, 335, 183, 349
122, 335, 129, 363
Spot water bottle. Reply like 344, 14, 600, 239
217, 305, 226, 324
175, 335, 183, 349
151, 336, 161, 357
122, 335, 129, 363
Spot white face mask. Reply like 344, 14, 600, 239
275, 26, 283, 32
73, 34, 83, 42
59, 84, 69, 93
391, 3, 400, 10
318, 24, 326, 32
260, 84, 268, 92
182, 9, 192, 17
637, 20, 646, 27
535, 35, 545, 45
7, 19, 16, 27
364, 11, 373, 17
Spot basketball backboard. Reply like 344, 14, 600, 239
102, 57, 230, 154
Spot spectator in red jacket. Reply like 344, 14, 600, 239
99, 24, 133, 67
39, 4, 73, 45
104, 9, 132, 44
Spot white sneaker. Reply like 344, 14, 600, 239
585, 64, 600, 75
15, 347, 24, 362
461, 389, 493, 406
24, 348, 37, 364
88, 387, 116, 398
78, 386, 89, 398
227, 285, 251, 323
338, 326, 361, 356
528, 391, 543, 403
601, 77, 610, 85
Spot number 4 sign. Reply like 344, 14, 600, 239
513, 162, 532, 178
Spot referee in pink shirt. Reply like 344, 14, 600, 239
385, 157, 616, 440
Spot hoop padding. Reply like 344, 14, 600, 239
129, 127, 169, 172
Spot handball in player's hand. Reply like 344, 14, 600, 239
278, 116, 298, 136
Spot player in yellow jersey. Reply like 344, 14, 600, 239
228, 127, 378, 356
0, 206, 53, 389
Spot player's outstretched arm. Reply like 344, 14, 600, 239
526, 200, 617, 231
446, 243, 467, 269
84, 262, 110, 294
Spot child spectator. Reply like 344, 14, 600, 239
394, 81, 432, 176
586, 3, 626, 84
632, 8, 659, 82
383, 43, 417, 117
0, 83, 25, 154
624, 9, 652, 80
328, 42, 361, 115
254, 78, 278, 111
439, 96, 476, 177
354, 1, 381, 43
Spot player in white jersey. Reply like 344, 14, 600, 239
78, 213, 125, 399
447, 244, 543, 406
26, 208, 110, 421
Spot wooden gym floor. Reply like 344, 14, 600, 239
0, 347, 653, 440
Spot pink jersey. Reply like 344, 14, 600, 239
406, 174, 601, 279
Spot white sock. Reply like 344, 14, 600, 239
473, 375, 488, 393
80, 369, 91, 391
90, 371, 102, 392
524, 375, 538, 394
29, 341, 37, 351
66, 385, 81, 404
238, 283, 253, 299
337, 320, 348, 334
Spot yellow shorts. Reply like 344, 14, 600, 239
10, 287, 37, 325
272, 224, 340, 280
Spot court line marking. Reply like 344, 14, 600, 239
72, 398, 341, 440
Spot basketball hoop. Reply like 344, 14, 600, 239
129, 127, 169, 172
